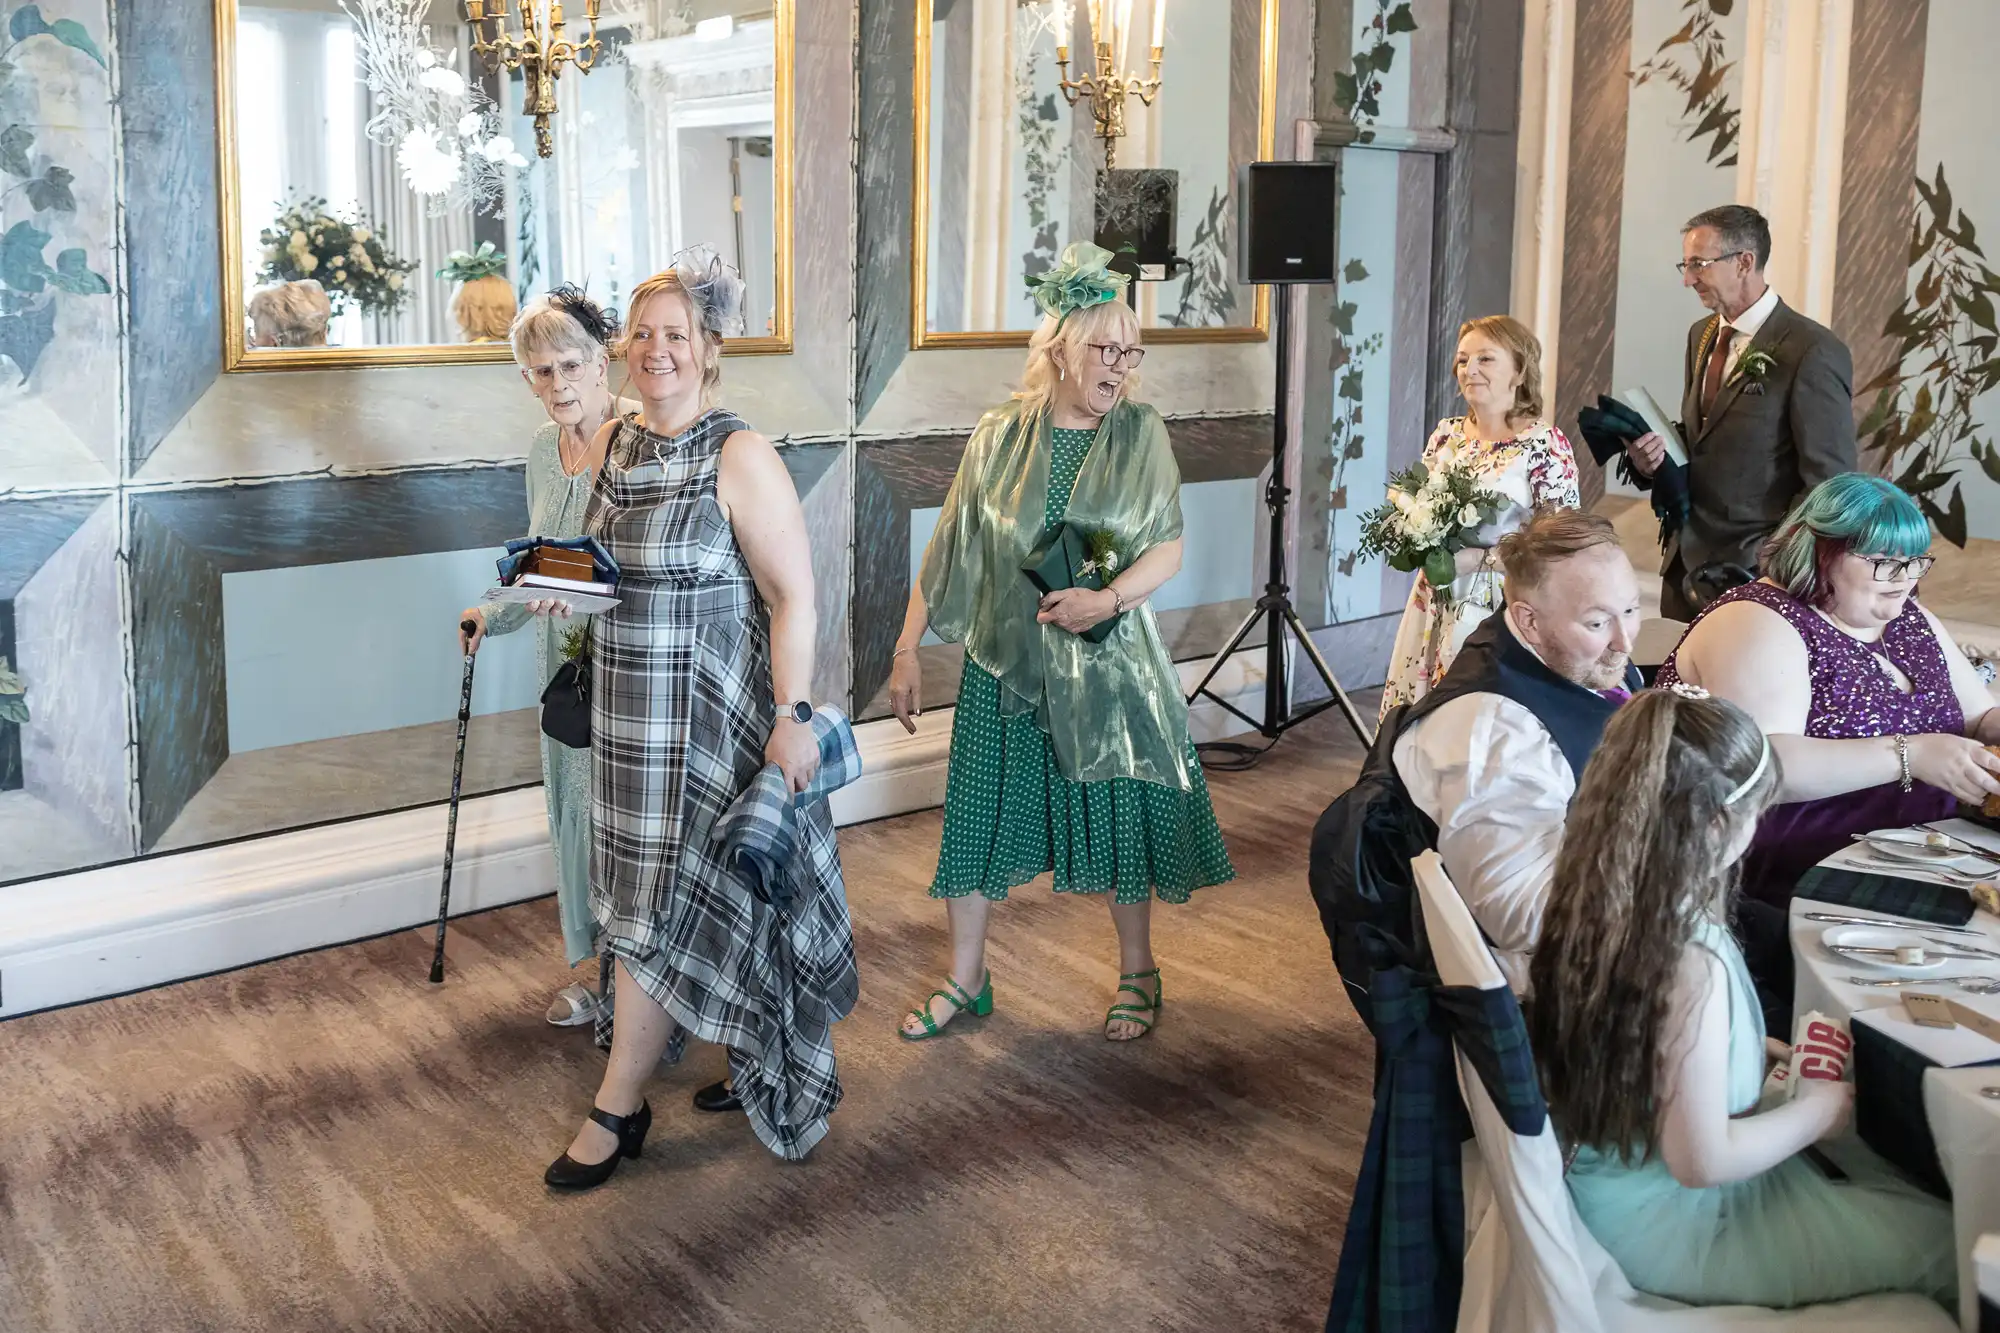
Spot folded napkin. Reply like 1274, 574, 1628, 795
1794, 864, 1976, 927
1852, 1005, 2000, 1201
714, 706, 862, 910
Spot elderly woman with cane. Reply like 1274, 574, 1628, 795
456, 285, 623, 1029
530, 247, 857, 1187
888, 242, 1234, 1043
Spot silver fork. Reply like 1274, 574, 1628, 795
1844, 855, 1996, 887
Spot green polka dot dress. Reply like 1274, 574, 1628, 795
930, 425, 1236, 906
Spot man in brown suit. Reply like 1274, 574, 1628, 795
1626, 204, 1856, 620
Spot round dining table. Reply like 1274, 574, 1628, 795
1789, 819, 2000, 1333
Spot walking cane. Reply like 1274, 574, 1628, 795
430, 618, 481, 984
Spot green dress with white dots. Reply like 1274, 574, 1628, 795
930, 425, 1235, 905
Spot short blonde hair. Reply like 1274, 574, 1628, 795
452, 274, 517, 343
619, 272, 723, 406
247, 279, 332, 347
1457, 314, 1544, 424
1015, 298, 1143, 414
1499, 508, 1621, 596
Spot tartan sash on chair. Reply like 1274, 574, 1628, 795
1326, 939, 1547, 1333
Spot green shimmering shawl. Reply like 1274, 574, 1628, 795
921, 397, 1191, 791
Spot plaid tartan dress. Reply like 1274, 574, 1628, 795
585, 409, 858, 1161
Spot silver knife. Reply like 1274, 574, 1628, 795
1837, 944, 1992, 961
1927, 936, 2000, 959
1805, 911, 1981, 936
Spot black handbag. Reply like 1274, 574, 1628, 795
540, 642, 593, 749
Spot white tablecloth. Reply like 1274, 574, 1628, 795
1790, 819, 2000, 1332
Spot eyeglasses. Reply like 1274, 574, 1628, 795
1088, 342, 1145, 368
1675, 251, 1746, 275
1867, 554, 1936, 583
524, 356, 595, 388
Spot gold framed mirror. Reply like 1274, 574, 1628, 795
910, 0, 1275, 349
215, 0, 794, 370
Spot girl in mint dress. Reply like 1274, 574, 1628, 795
1530, 686, 1954, 1310
884, 244, 1233, 1044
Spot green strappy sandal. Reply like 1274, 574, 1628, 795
900, 971, 993, 1041
1104, 967, 1163, 1041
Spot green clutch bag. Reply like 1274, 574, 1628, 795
1022, 522, 1122, 645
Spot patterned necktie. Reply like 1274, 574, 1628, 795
1699, 320, 1733, 423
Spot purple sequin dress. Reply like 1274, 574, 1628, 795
1657, 582, 1960, 905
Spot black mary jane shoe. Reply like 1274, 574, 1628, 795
545, 1101, 651, 1190
692, 1080, 742, 1114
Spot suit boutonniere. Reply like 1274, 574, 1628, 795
1732, 347, 1776, 395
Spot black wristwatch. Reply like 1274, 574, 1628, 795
784, 700, 814, 725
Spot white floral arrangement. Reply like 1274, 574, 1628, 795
338, 0, 528, 214
1356, 444, 1513, 602
256, 198, 417, 314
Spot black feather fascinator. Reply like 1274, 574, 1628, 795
547, 283, 620, 348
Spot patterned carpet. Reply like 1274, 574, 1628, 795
0, 714, 1374, 1333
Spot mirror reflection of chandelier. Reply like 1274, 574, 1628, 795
464, 0, 604, 157
1053, 0, 1166, 169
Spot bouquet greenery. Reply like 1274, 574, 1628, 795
256, 197, 418, 315
438, 240, 508, 283
1355, 447, 1510, 602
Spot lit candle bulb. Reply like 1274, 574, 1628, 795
1150, 0, 1165, 49
1053, 0, 1071, 49
1087, 0, 1101, 48
1114, 0, 1131, 69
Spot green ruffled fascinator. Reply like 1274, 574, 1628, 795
1025, 242, 1130, 327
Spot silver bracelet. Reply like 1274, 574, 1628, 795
1110, 587, 1127, 615
1893, 733, 1913, 793
893, 645, 916, 659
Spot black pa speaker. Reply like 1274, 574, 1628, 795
1236, 161, 1339, 285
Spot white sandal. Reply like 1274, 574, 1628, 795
546, 983, 602, 1027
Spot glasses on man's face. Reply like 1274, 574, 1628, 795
1675, 250, 1746, 276
1088, 342, 1145, 369
525, 356, 594, 389
1866, 554, 1937, 583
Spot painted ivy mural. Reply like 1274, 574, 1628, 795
1015, 7, 1064, 289
0, 3, 113, 383
1325, 0, 1413, 586
1630, 0, 1741, 168
1161, 185, 1236, 328
1857, 165, 2000, 549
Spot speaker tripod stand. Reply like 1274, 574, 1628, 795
1185, 282, 1376, 768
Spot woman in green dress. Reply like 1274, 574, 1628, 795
458, 286, 620, 1028
888, 243, 1234, 1043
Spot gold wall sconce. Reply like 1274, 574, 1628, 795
465, 0, 602, 157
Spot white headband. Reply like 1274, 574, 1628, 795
1664, 682, 1768, 804
1725, 736, 1771, 805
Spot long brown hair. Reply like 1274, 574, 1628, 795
1526, 688, 1778, 1161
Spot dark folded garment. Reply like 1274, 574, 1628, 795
1022, 523, 1121, 645
1576, 395, 1690, 552
1793, 864, 1977, 926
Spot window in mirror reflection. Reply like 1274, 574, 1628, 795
920, 0, 1266, 336
231, 0, 782, 353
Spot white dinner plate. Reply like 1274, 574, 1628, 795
1822, 924, 1952, 976
1856, 829, 2000, 875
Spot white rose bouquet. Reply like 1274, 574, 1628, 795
1355, 445, 1512, 604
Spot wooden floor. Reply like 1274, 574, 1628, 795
0, 708, 1377, 1333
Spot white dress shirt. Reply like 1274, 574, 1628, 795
1391, 683, 1576, 994
1718, 285, 1780, 380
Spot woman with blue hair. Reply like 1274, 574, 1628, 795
1659, 472, 2000, 904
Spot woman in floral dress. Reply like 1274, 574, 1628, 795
1378, 315, 1580, 716
886, 243, 1234, 1044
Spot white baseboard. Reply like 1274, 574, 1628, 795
0, 648, 1270, 1019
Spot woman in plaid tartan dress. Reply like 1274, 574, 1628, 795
541, 253, 857, 1186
